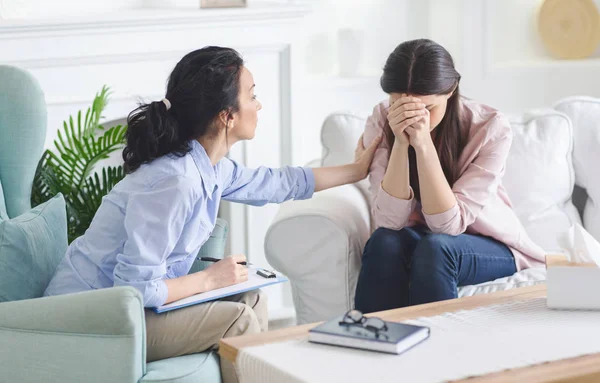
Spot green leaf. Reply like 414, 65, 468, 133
31, 85, 127, 243
31, 151, 53, 207
69, 165, 125, 242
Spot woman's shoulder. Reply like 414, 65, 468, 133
363, 100, 389, 145
131, 153, 199, 192
368, 100, 389, 121
460, 97, 512, 142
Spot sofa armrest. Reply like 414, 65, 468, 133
265, 184, 371, 324
0, 286, 146, 383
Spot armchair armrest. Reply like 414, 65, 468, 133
0, 286, 146, 383
265, 184, 371, 324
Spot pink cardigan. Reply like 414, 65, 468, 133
363, 98, 545, 270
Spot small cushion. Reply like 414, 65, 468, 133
0, 194, 68, 302
554, 97, 600, 243
142, 352, 221, 383
188, 218, 229, 274
321, 112, 368, 168
320, 112, 372, 199
504, 110, 580, 252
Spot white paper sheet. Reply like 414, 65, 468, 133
153, 268, 287, 313
558, 223, 600, 265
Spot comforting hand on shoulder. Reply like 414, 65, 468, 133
354, 133, 383, 180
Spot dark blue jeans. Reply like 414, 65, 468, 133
354, 226, 517, 314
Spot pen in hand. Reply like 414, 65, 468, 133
197, 256, 251, 266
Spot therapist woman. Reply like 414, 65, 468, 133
44, 46, 382, 383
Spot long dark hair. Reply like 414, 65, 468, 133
380, 39, 465, 201
123, 46, 244, 173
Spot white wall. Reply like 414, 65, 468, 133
425, 0, 600, 116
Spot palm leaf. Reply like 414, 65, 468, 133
31, 86, 127, 243
84, 86, 111, 136
31, 151, 53, 207
52, 121, 125, 191
69, 166, 125, 242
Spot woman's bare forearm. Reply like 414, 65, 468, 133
415, 141, 457, 214
163, 272, 209, 304
382, 140, 411, 199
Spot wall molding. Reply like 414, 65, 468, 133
0, 3, 311, 37
5, 43, 289, 70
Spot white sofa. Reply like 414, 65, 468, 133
265, 97, 600, 325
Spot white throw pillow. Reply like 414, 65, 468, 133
320, 111, 372, 202
320, 112, 368, 167
554, 97, 600, 243
504, 110, 580, 252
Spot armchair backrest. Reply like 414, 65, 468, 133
0, 65, 47, 219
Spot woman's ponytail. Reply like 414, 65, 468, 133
122, 99, 187, 173
122, 46, 244, 173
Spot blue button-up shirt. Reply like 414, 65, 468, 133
44, 140, 315, 307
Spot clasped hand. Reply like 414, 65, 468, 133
387, 95, 432, 150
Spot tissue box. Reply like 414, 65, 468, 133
546, 255, 600, 310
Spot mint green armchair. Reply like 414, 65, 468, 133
0, 65, 223, 383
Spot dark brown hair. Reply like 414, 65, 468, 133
123, 46, 244, 173
380, 39, 465, 200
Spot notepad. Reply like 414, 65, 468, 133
153, 268, 288, 313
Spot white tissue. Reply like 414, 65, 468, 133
558, 223, 600, 266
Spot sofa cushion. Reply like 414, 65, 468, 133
504, 110, 580, 252
458, 268, 547, 298
320, 112, 372, 201
0, 194, 68, 302
554, 97, 600, 243
321, 112, 368, 168
142, 352, 221, 383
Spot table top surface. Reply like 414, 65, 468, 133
220, 285, 600, 382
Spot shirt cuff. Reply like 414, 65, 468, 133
145, 279, 169, 308
296, 167, 315, 200
423, 203, 460, 230
372, 184, 416, 229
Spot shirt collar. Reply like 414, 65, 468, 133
189, 140, 217, 199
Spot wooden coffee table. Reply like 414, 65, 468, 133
220, 285, 600, 382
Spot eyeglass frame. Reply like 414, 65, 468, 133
339, 309, 388, 335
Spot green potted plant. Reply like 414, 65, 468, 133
31, 87, 127, 243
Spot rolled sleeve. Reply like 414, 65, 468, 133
423, 203, 461, 235
221, 158, 315, 205
373, 184, 417, 230
296, 167, 315, 200
114, 175, 195, 308
423, 114, 513, 236
113, 276, 168, 308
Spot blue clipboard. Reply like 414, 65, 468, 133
153, 268, 288, 313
